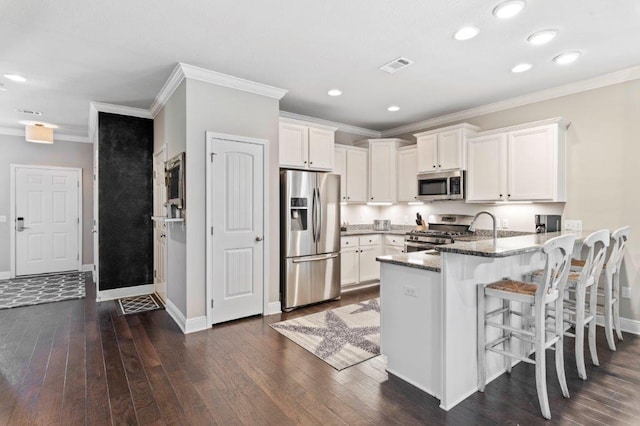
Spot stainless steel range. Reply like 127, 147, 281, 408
405, 214, 474, 253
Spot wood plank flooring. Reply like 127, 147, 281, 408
0, 275, 638, 425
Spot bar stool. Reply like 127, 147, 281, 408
477, 234, 575, 420
578, 226, 631, 351
531, 229, 610, 379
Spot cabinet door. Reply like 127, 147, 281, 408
346, 149, 368, 203
417, 135, 438, 173
369, 142, 396, 202
308, 127, 335, 170
397, 148, 418, 202
334, 147, 347, 202
279, 123, 308, 169
385, 245, 404, 256
507, 125, 555, 201
341, 246, 359, 287
466, 134, 507, 202
438, 129, 463, 170
359, 244, 381, 282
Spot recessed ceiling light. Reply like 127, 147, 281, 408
387, 105, 400, 112
554, 51, 581, 65
0, 84, 6, 92
18, 120, 58, 128
511, 63, 532, 73
527, 30, 558, 46
4, 74, 27, 83
328, 89, 342, 97
453, 26, 480, 41
493, 0, 526, 19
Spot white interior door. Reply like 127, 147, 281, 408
153, 148, 167, 302
209, 137, 265, 324
14, 166, 81, 276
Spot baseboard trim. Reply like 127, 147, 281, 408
82, 264, 93, 272
165, 299, 209, 334
266, 301, 282, 316
596, 314, 640, 335
386, 368, 439, 399
96, 284, 154, 302
341, 281, 380, 293
0, 271, 9, 280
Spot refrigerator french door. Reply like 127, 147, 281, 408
281, 170, 340, 311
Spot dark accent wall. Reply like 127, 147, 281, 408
98, 112, 154, 291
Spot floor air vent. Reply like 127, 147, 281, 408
379, 57, 414, 74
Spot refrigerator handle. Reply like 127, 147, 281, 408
316, 187, 322, 242
311, 187, 317, 243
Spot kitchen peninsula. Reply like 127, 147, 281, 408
377, 230, 589, 411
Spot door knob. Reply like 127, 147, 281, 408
255, 236, 264, 242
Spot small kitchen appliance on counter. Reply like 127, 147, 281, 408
373, 219, 391, 231
535, 214, 562, 234
405, 214, 474, 252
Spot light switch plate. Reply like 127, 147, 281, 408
0, 216, 6, 223
403, 285, 418, 298
621, 287, 631, 299
565, 219, 583, 231
502, 218, 509, 229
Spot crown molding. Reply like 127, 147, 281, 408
151, 63, 288, 118
381, 64, 640, 137
88, 101, 153, 143
474, 117, 571, 137
279, 111, 381, 137
0, 126, 90, 143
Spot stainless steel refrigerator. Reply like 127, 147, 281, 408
280, 170, 341, 311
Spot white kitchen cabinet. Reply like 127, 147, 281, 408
279, 119, 336, 171
354, 138, 411, 203
340, 234, 382, 287
334, 145, 368, 203
340, 246, 359, 287
397, 146, 418, 202
415, 123, 479, 173
466, 118, 569, 203
359, 245, 381, 282
384, 235, 405, 255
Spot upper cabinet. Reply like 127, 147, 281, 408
355, 138, 411, 203
466, 118, 569, 203
334, 145, 368, 203
279, 119, 336, 171
397, 146, 418, 202
414, 123, 479, 173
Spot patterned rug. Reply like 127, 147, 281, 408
271, 298, 380, 370
116, 294, 164, 316
0, 272, 88, 309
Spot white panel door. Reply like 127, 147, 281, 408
279, 122, 308, 169
417, 134, 438, 172
211, 138, 264, 324
359, 245, 381, 282
466, 134, 507, 202
397, 147, 418, 202
308, 127, 334, 170
346, 149, 367, 203
438, 130, 462, 170
333, 147, 347, 202
508, 125, 556, 201
15, 167, 80, 276
153, 150, 167, 302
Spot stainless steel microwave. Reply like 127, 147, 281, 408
417, 170, 464, 201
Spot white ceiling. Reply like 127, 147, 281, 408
1, 0, 640, 139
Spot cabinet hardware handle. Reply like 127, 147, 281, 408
310, 161, 313, 165
433, 165, 436, 168
499, 194, 503, 197
370, 197, 373, 200
438, 165, 441, 167
508, 194, 511, 197
347, 197, 350, 200
304, 161, 308, 164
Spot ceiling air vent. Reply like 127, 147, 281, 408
379, 57, 414, 74
15, 108, 43, 116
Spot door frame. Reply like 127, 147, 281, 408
205, 131, 269, 326
153, 144, 168, 299
9, 164, 83, 279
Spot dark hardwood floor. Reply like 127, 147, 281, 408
0, 276, 639, 425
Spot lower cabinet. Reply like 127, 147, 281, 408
340, 235, 382, 288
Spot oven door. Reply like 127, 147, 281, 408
405, 241, 437, 253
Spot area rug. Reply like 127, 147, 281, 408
115, 293, 164, 316
270, 298, 380, 370
0, 272, 88, 309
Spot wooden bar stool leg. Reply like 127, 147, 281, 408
603, 273, 616, 351
574, 283, 587, 380
555, 297, 570, 398
477, 284, 486, 392
613, 272, 623, 341
587, 286, 599, 366
534, 304, 551, 420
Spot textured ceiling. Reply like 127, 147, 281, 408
1, 0, 639, 138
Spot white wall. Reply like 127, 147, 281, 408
0, 134, 94, 273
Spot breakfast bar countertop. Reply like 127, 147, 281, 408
436, 229, 594, 258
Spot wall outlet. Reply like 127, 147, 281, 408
0, 216, 6, 223
495, 217, 502, 229
403, 215, 409, 224
403, 285, 418, 298
565, 219, 583, 231
621, 287, 631, 299
502, 218, 509, 229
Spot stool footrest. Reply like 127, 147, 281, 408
486, 306, 510, 319
486, 346, 536, 365
486, 320, 535, 337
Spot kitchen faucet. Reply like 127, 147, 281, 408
469, 211, 497, 242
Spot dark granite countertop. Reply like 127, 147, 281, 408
341, 229, 408, 236
377, 250, 441, 272
436, 230, 593, 258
